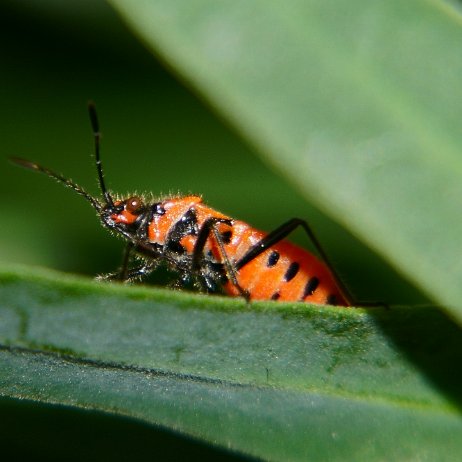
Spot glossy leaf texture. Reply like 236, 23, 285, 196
1, 267, 462, 461
106, 0, 462, 323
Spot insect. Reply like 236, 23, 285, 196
11, 103, 354, 306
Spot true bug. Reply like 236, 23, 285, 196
11, 103, 354, 306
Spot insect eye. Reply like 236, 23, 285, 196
126, 196, 142, 213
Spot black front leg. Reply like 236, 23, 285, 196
193, 217, 249, 300
119, 242, 135, 280
97, 241, 158, 283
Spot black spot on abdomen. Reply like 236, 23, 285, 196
284, 262, 300, 282
302, 277, 319, 299
266, 250, 280, 268
271, 291, 280, 300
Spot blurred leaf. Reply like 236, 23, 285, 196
0, 396, 241, 462
1, 266, 462, 461
106, 0, 462, 323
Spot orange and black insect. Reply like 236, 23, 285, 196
11, 103, 354, 306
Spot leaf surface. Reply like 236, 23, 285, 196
1, 267, 462, 460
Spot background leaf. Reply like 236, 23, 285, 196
1, 266, 462, 461
106, 0, 462, 322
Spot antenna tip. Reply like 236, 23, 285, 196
9, 156, 40, 171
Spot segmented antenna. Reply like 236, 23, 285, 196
87, 101, 114, 207
10, 156, 102, 212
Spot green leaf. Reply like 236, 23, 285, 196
1, 266, 462, 461
106, 0, 462, 323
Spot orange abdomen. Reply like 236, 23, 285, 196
223, 221, 349, 306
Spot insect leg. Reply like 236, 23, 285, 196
119, 242, 134, 280
97, 259, 157, 283
97, 241, 157, 283
97, 242, 134, 281
193, 218, 250, 300
235, 218, 354, 305
120, 261, 157, 282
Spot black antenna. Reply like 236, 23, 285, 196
87, 101, 114, 208
10, 157, 102, 212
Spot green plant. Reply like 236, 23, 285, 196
1, 1, 462, 460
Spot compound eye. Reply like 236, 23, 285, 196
126, 196, 142, 213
